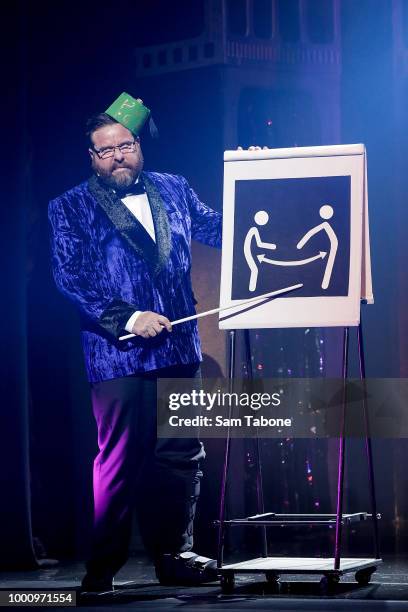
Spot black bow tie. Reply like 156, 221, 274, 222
118, 182, 146, 198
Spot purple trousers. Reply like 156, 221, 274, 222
86, 363, 204, 578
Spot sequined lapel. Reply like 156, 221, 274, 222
88, 174, 170, 275
143, 173, 171, 274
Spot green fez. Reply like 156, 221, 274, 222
105, 92, 151, 136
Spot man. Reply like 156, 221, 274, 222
48, 94, 222, 592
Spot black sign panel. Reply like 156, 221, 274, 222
231, 176, 350, 299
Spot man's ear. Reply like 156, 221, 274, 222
88, 148, 94, 160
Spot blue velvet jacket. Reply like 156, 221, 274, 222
49, 171, 222, 382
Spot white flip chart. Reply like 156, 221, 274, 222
219, 144, 373, 330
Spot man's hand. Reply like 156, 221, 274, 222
131, 311, 172, 338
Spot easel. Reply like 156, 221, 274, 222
216, 311, 381, 592
217, 143, 377, 591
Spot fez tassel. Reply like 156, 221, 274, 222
118, 283, 303, 341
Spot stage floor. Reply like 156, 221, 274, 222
1, 555, 408, 610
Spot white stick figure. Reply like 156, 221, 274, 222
296, 204, 338, 289
244, 211, 277, 292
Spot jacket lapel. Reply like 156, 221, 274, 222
88, 173, 171, 275
143, 173, 171, 274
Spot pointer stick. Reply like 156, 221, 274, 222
118, 283, 303, 341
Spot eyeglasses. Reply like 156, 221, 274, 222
92, 140, 138, 159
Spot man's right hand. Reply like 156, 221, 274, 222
131, 311, 172, 338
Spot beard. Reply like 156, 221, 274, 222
94, 157, 144, 191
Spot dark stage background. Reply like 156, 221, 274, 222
2, 0, 408, 570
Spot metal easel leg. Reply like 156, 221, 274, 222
358, 320, 380, 559
244, 329, 268, 558
217, 330, 236, 568
334, 327, 349, 570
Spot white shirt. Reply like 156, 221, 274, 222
121, 191, 156, 242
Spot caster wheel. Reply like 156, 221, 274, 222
220, 573, 235, 593
355, 567, 376, 586
320, 574, 340, 593
265, 572, 280, 592
265, 571, 279, 584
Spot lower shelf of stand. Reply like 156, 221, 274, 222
220, 557, 382, 574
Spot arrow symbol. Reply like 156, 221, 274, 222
257, 251, 327, 267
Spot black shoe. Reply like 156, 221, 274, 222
155, 551, 219, 586
80, 573, 114, 594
